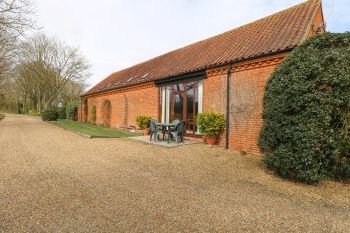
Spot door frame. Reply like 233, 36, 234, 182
169, 80, 198, 135
159, 77, 204, 135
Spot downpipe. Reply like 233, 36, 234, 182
225, 63, 232, 149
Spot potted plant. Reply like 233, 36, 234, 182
197, 111, 225, 145
136, 115, 152, 135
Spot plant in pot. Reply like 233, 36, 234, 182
197, 111, 225, 145
136, 115, 152, 135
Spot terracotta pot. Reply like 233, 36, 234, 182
143, 128, 150, 136
205, 135, 217, 145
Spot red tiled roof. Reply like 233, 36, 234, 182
83, 0, 321, 96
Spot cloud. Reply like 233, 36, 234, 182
32, 0, 349, 89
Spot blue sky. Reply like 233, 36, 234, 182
33, 0, 349, 88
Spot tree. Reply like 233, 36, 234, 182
0, 0, 34, 79
14, 34, 90, 112
259, 33, 350, 183
0, 0, 34, 111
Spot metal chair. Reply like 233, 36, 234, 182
149, 119, 161, 142
169, 120, 185, 143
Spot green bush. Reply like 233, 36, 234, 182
66, 101, 78, 120
135, 115, 151, 129
27, 109, 41, 116
42, 109, 59, 121
90, 106, 96, 124
259, 32, 350, 183
58, 106, 66, 119
197, 111, 225, 136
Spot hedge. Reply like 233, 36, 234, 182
42, 109, 59, 121
259, 32, 350, 183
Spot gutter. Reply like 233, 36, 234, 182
225, 63, 232, 149
154, 69, 206, 85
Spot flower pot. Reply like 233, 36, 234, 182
143, 128, 150, 136
205, 135, 217, 145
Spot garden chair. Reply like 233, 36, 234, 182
170, 119, 180, 125
169, 120, 185, 143
149, 119, 162, 142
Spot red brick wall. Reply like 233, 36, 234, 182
308, 3, 326, 37
83, 54, 285, 154
84, 83, 159, 128
204, 53, 287, 154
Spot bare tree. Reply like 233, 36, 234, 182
0, 0, 34, 101
15, 34, 90, 112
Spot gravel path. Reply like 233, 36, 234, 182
0, 114, 349, 233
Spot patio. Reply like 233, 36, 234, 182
128, 135, 201, 147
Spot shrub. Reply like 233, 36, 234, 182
135, 115, 151, 129
27, 109, 40, 116
66, 101, 79, 120
197, 111, 225, 136
42, 109, 59, 121
83, 98, 88, 122
259, 32, 350, 183
90, 106, 96, 124
102, 100, 112, 127
58, 106, 66, 119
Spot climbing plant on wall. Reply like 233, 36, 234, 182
102, 99, 112, 127
83, 98, 88, 123
90, 105, 96, 124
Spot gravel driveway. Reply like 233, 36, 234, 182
0, 114, 349, 233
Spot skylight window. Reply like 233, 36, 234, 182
140, 73, 149, 80
125, 77, 133, 83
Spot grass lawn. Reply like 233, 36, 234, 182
51, 119, 138, 138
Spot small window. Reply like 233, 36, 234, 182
126, 77, 133, 83
140, 73, 149, 80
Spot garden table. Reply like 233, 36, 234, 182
155, 122, 177, 143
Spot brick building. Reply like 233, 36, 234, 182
80, 0, 325, 154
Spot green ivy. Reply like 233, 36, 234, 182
91, 106, 96, 124
66, 101, 79, 120
259, 32, 350, 183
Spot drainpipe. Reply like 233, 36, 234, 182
225, 63, 232, 149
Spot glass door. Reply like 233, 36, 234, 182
169, 81, 200, 135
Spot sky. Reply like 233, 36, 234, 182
32, 0, 350, 89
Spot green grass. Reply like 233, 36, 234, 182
52, 119, 138, 138
25, 110, 41, 116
